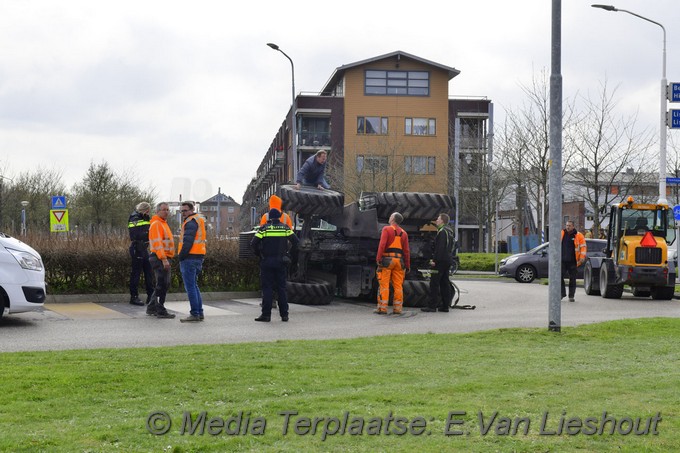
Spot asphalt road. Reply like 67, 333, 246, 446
2, 280, 679, 353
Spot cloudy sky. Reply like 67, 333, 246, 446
1, 0, 679, 205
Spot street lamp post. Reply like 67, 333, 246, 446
20, 200, 29, 236
267, 43, 298, 179
592, 4, 668, 204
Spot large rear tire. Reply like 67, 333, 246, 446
363, 192, 455, 222
402, 280, 430, 308
583, 261, 600, 295
286, 278, 335, 305
600, 265, 623, 299
650, 285, 675, 300
279, 184, 344, 217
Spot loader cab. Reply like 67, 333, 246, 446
606, 197, 673, 265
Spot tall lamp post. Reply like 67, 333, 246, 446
592, 4, 668, 204
20, 200, 29, 236
267, 43, 298, 178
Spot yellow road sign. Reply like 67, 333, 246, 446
50, 209, 69, 232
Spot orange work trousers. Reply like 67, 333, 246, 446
376, 257, 405, 313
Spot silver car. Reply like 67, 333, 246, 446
499, 239, 607, 283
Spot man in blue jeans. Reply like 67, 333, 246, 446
177, 202, 207, 323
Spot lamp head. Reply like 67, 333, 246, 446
591, 4, 618, 12
267, 43, 279, 50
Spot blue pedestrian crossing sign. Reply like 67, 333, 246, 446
673, 205, 680, 221
51, 196, 66, 209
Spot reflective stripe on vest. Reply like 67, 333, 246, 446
128, 219, 150, 229
255, 225, 293, 239
179, 214, 207, 255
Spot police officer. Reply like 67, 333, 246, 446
250, 208, 299, 322
127, 201, 154, 306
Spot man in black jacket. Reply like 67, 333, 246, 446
422, 213, 456, 313
127, 201, 154, 306
250, 209, 299, 322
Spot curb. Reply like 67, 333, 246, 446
45, 291, 261, 304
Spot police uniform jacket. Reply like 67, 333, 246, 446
128, 210, 151, 254
250, 220, 299, 267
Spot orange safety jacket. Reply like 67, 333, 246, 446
561, 229, 587, 264
260, 211, 293, 228
148, 215, 175, 260
178, 214, 207, 256
376, 225, 410, 269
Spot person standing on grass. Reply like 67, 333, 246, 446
178, 202, 207, 323
146, 202, 175, 319
422, 213, 455, 313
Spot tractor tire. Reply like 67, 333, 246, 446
650, 285, 675, 300
583, 261, 600, 295
286, 279, 335, 306
402, 280, 430, 308
600, 265, 623, 299
279, 184, 344, 217
367, 192, 455, 222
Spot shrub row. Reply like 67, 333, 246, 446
30, 234, 260, 295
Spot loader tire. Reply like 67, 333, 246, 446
369, 192, 456, 222
279, 184, 344, 217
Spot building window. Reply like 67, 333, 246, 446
357, 155, 388, 173
404, 156, 436, 175
405, 118, 436, 136
228, 216, 234, 223
228, 206, 234, 213
357, 117, 388, 135
364, 70, 429, 96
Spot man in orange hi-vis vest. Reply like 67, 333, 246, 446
178, 201, 207, 323
146, 202, 176, 319
259, 195, 293, 228
375, 212, 410, 315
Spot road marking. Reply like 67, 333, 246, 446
163, 302, 240, 316
45, 303, 130, 320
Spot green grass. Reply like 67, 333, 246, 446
2, 319, 679, 452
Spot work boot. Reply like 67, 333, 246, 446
180, 315, 202, 323
156, 311, 176, 319
146, 300, 158, 316
254, 316, 271, 322
129, 295, 144, 306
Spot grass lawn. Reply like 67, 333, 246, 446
1, 318, 679, 452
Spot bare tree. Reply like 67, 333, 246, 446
567, 80, 655, 237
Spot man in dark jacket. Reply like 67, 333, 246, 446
128, 201, 154, 306
250, 208, 299, 322
295, 150, 330, 189
422, 213, 456, 313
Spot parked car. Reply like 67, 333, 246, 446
0, 232, 46, 319
499, 239, 607, 283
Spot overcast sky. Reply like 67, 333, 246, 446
1, 0, 679, 205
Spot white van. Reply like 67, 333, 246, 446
0, 233, 46, 319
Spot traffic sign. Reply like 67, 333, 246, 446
666, 177, 680, 185
668, 83, 680, 102
668, 109, 680, 129
673, 205, 680, 222
50, 209, 69, 232
51, 195, 66, 209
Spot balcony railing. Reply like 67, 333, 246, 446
299, 131, 331, 147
